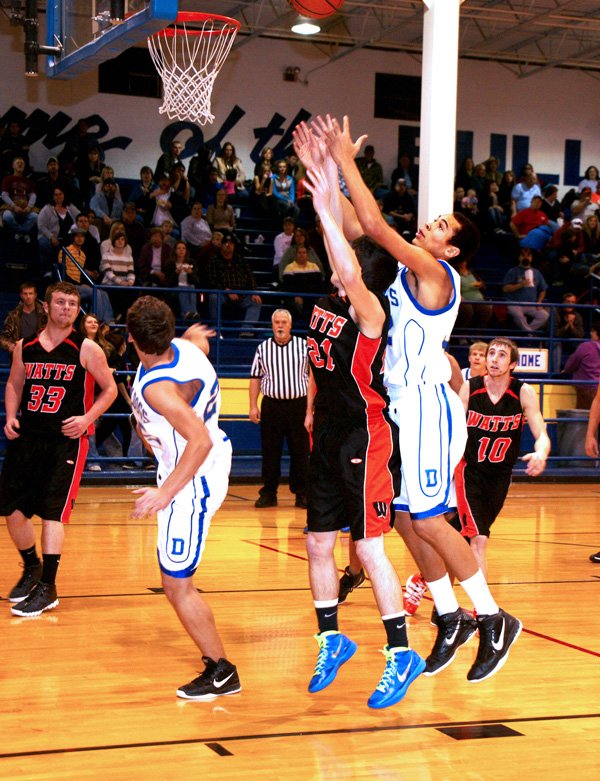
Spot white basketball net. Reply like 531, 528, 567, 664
148, 16, 239, 125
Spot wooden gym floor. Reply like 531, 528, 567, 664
0, 482, 598, 780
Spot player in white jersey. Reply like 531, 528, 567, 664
127, 296, 239, 701
312, 114, 522, 685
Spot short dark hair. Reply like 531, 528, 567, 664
45, 281, 80, 305
351, 236, 398, 293
127, 296, 175, 355
19, 282, 36, 293
488, 337, 519, 364
449, 213, 480, 264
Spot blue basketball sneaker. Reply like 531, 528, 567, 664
367, 646, 426, 709
308, 631, 357, 693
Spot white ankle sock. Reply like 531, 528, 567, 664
425, 573, 459, 616
459, 569, 499, 616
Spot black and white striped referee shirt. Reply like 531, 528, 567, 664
250, 336, 309, 399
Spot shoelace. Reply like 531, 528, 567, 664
405, 577, 426, 604
375, 648, 397, 692
313, 634, 336, 674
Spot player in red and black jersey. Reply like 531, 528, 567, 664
0, 282, 116, 616
297, 126, 425, 710
453, 337, 550, 577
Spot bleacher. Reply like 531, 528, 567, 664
1, 186, 600, 482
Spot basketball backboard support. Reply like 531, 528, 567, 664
45, 1, 179, 79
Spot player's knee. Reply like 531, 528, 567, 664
306, 530, 335, 559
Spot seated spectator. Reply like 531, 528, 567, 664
253, 147, 274, 176
502, 247, 549, 333
273, 217, 295, 277
295, 174, 315, 223
460, 188, 480, 223
251, 161, 276, 216
37, 186, 79, 274
101, 230, 135, 287
0, 282, 46, 358
160, 219, 178, 249
169, 161, 191, 223
94, 330, 133, 463
383, 178, 415, 237
129, 165, 158, 226
355, 144, 386, 198
69, 213, 101, 277
582, 213, 600, 261
1, 155, 37, 243
484, 157, 503, 185
512, 168, 541, 212
480, 180, 510, 233
215, 141, 248, 197
550, 221, 587, 289
196, 166, 222, 207
498, 169, 517, 218
551, 292, 585, 372
454, 156, 475, 193
149, 175, 176, 228
187, 144, 213, 198
272, 159, 299, 218
100, 221, 129, 257
94, 165, 122, 201
279, 227, 323, 280
510, 195, 552, 251
137, 226, 176, 287
472, 163, 488, 196
563, 322, 600, 409
77, 146, 105, 203
206, 187, 236, 232
155, 138, 184, 183
0, 119, 30, 176
79, 312, 114, 471
578, 166, 600, 193
207, 231, 262, 335
90, 178, 123, 237
172, 240, 199, 319
391, 152, 419, 196
36, 156, 79, 209
571, 187, 599, 221
540, 185, 563, 229
281, 246, 324, 319
453, 258, 492, 331
181, 201, 212, 257
63, 228, 114, 324
196, 229, 223, 288
121, 201, 146, 261
285, 151, 305, 184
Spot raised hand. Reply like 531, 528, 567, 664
304, 166, 331, 215
316, 114, 368, 165
293, 121, 319, 170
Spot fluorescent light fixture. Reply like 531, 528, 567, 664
291, 18, 321, 35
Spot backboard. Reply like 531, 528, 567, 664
45, 0, 179, 79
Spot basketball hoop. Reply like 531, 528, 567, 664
148, 12, 240, 125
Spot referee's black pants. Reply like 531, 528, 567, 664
259, 396, 309, 498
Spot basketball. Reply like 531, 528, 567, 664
289, 0, 345, 20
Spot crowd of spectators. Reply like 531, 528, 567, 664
3, 117, 600, 374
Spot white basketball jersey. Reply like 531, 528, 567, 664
131, 338, 229, 477
384, 260, 460, 391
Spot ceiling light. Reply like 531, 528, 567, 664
291, 18, 321, 35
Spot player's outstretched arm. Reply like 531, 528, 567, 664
304, 165, 384, 339
319, 114, 448, 286
520, 383, 551, 476
182, 323, 215, 356
585, 382, 600, 457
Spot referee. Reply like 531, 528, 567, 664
249, 309, 309, 508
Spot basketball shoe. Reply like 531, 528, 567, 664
367, 646, 426, 709
338, 566, 366, 604
177, 657, 241, 700
11, 582, 58, 617
308, 631, 357, 692
8, 562, 42, 602
590, 551, 600, 563
424, 607, 478, 676
403, 573, 427, 615
467, 609, 522, 683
